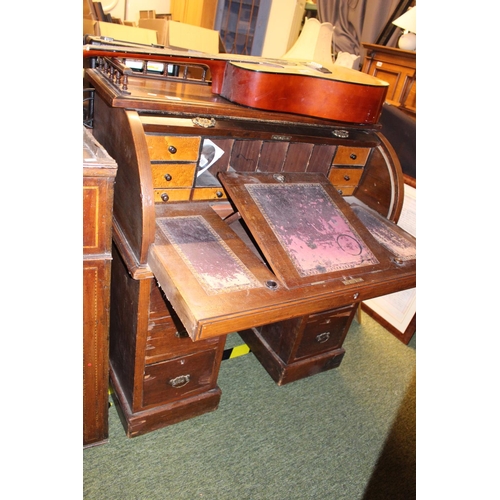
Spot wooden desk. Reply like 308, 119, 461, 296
83, 127, 117, 447
361, 43, 416, 115
84, 55, 415, 437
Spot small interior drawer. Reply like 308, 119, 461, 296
142, 349, 218, 407
154, 189, 191, 203
328, 167, 364, 186
191, 187, 227, 201
151, 164, 196, 188
145, 134, 201, 161
332, 146, 370, 166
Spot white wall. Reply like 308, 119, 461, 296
261, 0, 305, 58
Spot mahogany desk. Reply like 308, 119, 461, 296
84, 56, 416, 437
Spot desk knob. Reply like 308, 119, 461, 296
168, 145, 177, 154
161, 193, 169, 202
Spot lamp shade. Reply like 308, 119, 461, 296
392, 6, 416, 34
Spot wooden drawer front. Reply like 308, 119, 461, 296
83, 177, 113, 255
146, 317, 188, 364
142, 350, 218, 407
328, 168, 364, 186
151, 164, 196, 188
154, 189, 191, 203
145, 135, 201, 161
333, 146, 370, 166
146, 318, 220, 363
294, 306, 356, 360
191, 187, 227, 201
328, 168, 364, 196
147, 283, 220, 362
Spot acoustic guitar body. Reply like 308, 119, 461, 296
220, 62, 389, 125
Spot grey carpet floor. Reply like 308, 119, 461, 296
83, 311, 416, 500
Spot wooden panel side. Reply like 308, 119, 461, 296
93, 95, 155, 264
355, 132, 403, 221
83, 259, 111, 446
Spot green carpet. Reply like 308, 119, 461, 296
84, 312, 416, 499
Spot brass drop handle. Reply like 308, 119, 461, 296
161, 193, 169, 202
168, 374, 191, 388
316, 332, 330, 343
168, 145, 177, 154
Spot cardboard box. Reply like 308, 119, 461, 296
140, 10, 156, 19
94, 21, 158, 45
83, 18, 96, 36
138, 19, 219, 54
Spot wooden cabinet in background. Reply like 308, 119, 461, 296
83, 127, 117, 448
361, 43, 416, 115
170, 0, 218, 29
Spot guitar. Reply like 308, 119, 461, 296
220, 60, 388, 125
83, 36, 388, 124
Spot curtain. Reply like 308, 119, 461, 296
317, 0, 401, 59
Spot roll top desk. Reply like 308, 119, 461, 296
84, 49, 416, 437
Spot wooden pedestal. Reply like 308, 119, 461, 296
109, 245, 225, 438
239, 305, 357, 385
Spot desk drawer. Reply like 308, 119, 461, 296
145, 135, 201, 161
191, 187, 227, 201
154, 189, 191, 203
151, 164, 196, 188
142, 349, 218, 407
328, 167, 364, 186
333, 146, 370, 166
294, 306, 356, 360
328, 168, 364, 196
